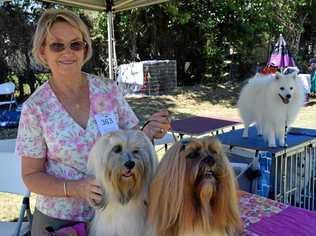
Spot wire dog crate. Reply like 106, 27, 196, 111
117, 60, 177, 96
272, 142, 316, 210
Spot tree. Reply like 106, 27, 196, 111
0, 1, 42, 99
1, 0, 314, 99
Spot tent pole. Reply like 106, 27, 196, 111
107, 11, 114, 80
106, 0, 114, 80
112, 13, 118, 74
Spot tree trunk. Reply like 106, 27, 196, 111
130, 11, 138, 61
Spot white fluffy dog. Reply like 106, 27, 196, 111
238, 72, 305, 147
87, 130, 158, 236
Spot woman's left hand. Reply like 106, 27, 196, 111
142, 110, 171, 140
68, 178, 103, 207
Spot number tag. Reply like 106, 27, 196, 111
94, 112, 119, 135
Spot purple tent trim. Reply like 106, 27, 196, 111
268, 34, 296, 68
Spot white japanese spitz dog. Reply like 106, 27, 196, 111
238, 72, 305, 147
87, 130, 158, 236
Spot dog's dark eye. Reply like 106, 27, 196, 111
132, 149, 139, 155
186, 151, 199, 159
280, 87, 285, 90
290, 87, 293, 90
112, 144, 122, 153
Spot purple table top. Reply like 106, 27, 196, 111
240, 191, 316, 236
248, 207, 316, 236
171, 116, 240, 136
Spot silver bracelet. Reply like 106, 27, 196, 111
63, 181, 69, 197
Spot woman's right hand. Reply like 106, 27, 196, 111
142, 110, 171, 140
68, 178, 103, 207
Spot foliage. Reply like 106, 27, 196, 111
0, 0, 51, 99
94, 0, 314, 83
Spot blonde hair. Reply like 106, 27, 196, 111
32, 8, 92, 67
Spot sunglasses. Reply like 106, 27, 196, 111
48, 41, 87, 53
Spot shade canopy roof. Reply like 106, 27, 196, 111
43, 0, 169, 12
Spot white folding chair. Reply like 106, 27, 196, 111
0, 139, 16, 152
0, 82, 17, 111
0, 152, 32, 236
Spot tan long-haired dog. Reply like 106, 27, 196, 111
146, 136, 242, 236
87, 130, 158, 236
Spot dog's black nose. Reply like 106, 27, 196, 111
286, 94, 291, 99
203, 155, 215, 166
124, 160, 135, 169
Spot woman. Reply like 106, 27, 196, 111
15, 8, 170, 235
308, 58, 316, 94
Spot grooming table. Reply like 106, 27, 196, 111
218, 127, 316, 211
171, 116, 240, 138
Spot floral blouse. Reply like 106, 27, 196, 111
16, 73, 139, 221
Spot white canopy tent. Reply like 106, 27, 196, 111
42, 0, 169, 80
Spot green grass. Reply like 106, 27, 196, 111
1, 83, 315, 221
0, 193, 36, 221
